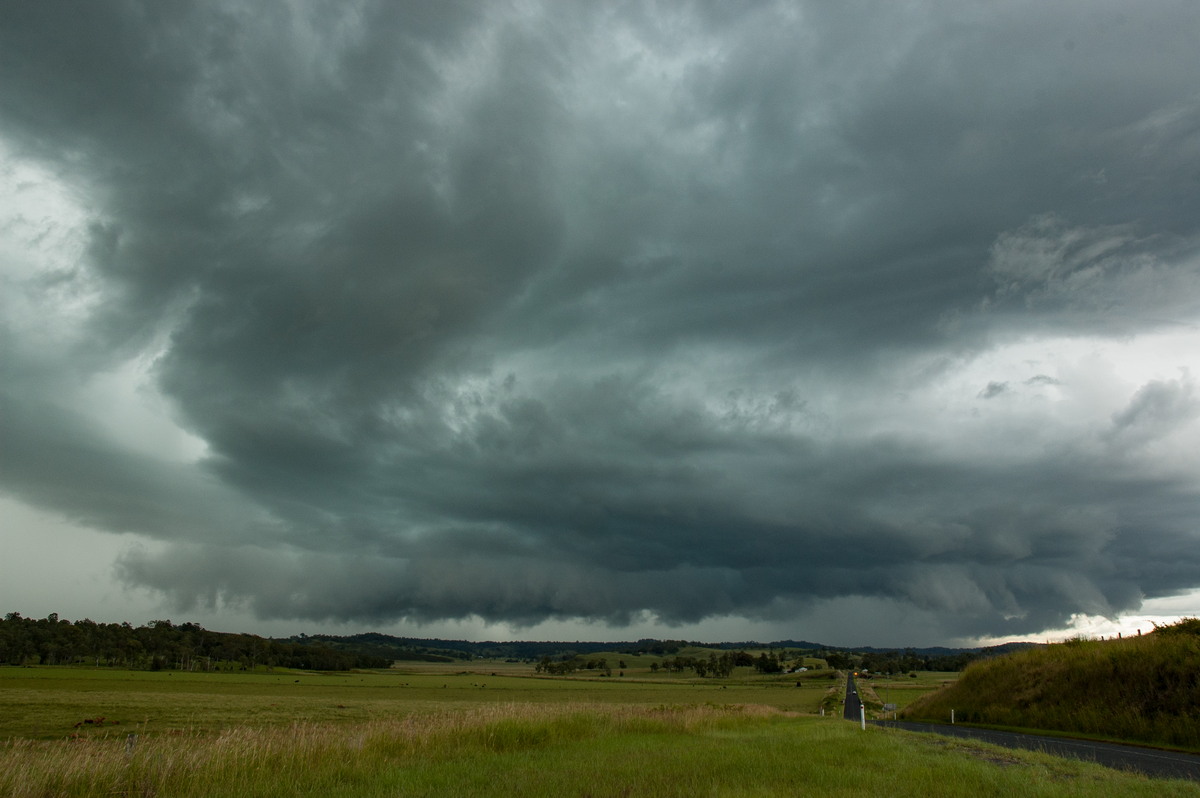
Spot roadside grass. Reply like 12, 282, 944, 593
4, 704, 1198, 798
901, 623, 1200, 751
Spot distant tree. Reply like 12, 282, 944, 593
754, 652, 783, 674
824, 651, 855, 670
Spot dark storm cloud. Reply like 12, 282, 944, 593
3, 0, 1200, 641
979, 382, 1009, 399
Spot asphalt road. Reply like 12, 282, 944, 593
873, 720, 1200, 782
842, 673, 862, 722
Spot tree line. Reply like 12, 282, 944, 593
0, 612, 1003, 673
534, 655, 628, 676
0, 613, 391, 671
535, 650, 823, 678
820, 647, 994, 674
652, 650, 823, 677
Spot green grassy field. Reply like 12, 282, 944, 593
3, 664, 1197, 797
0, 663, 835, 740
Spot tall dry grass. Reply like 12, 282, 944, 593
0, 702, 777, 797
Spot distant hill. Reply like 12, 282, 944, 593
293, 634, 702, 662
294, 632, 1031, 672
0, 610, 1040, 674
901, 619, 1200, 750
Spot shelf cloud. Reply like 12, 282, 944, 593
3, 1, 1199, 644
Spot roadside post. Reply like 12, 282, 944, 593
860, 704, 866, 731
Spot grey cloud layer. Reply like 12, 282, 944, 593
3, 1, 1200, 641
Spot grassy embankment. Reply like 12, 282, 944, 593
3, 659, 1196, 796
902, 619, 1200, 751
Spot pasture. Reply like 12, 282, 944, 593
3, 664, 1197, 797
0, 662, 835, 740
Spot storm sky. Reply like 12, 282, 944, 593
3, 1, 1200, 647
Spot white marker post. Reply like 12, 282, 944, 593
951, 709, 955, 725
860, 704, 866, 731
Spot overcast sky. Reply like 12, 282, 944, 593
3, 1, 1200, 648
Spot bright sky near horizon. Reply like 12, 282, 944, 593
2, 1, 1199, 648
